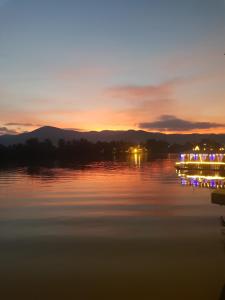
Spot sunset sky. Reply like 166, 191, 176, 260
0, 0, 225, 135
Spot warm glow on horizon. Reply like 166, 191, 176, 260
0, 0, 224, 137
2, 123, 225, 135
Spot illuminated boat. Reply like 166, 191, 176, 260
175, 145, 225, 170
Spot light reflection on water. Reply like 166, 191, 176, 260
177, 169, 225, 190
0, 158, 225, 300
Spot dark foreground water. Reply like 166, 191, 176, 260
0, 158, 225, 300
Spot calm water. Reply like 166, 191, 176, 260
0, 158, 225, 300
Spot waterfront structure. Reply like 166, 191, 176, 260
175, 145, 225, 170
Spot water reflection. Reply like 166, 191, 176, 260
127, 153, 148, 167
177, 169, 225, 189
212, 191, 225, 300
211, 190, 225, 230
177, 168, 225, 299
0, 159, 225, 299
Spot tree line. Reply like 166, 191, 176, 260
0, 138, 223, 162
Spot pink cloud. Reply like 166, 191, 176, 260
105, 82, 174, 101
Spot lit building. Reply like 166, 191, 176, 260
175, 145, 225, 170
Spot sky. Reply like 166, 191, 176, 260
0, 0, 225, 135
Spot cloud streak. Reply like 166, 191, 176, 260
139, 115, 225, 132
106, 82, 174, 101
4, 122, 42, 127
0, 127, 18, 135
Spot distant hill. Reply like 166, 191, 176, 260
0, 126, 225, 146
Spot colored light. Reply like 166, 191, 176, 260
176, 161, 225, 165
186, 175, 225, 180
193, 146, 200, 151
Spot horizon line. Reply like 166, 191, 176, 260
1, 125, 225, 137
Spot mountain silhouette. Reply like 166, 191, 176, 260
0, 126, 225, 146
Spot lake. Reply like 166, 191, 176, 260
0, 157, 225, 300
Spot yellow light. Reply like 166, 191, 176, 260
177, 172, 225, 180
193, 146, 200, 151
176, 161, 225, 166
186, 175, 225, 180
133, 148, 138, 154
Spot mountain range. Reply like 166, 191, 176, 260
0, 126, 225, 146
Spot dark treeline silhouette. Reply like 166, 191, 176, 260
0, 138, 132, 162
0, 138, 223, 162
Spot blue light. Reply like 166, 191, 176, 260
193, 179, 199, 187
180, 154, 185, 161
194, 154, 198, 161
181, 179, 187, 186
210, 180, 216, 188
209, 154, 216, 161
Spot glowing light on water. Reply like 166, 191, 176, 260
176, 161, 225, 166
178, 171, 225, 189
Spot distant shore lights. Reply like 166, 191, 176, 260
127, 145, 148, 155
126, 145, 148, 166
